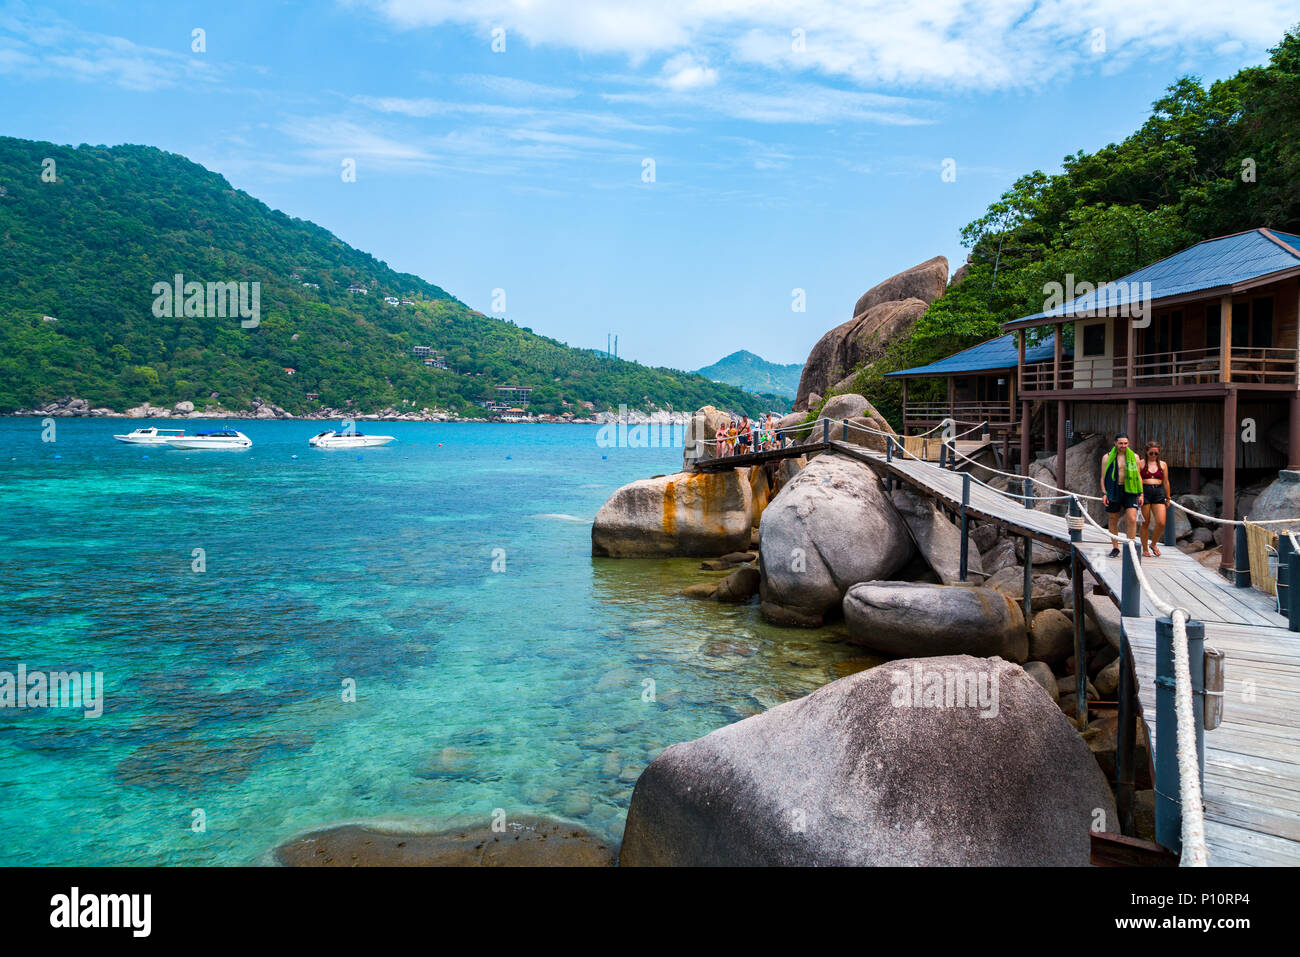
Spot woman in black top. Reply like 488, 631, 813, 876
1139, 441, 1171, 558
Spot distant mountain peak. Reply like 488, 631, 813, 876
695, 350, 803, 401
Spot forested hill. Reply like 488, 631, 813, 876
844, 26, 1300, 426
696, 350, 803, 400
0, 137, 766, 416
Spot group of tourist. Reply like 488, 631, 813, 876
713, 413, 785, 456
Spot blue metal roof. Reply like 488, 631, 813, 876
1005, 228, 1300, 330
886, 332, 1060, 377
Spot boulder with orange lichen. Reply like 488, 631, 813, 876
592, 468, 757, 557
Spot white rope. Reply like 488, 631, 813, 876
1073, 507, 1210, 866
1117, 537, 1208, 866
1168, 499, 1300, 528
945, 442, 1107, 502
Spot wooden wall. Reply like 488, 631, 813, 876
1069, 399, 1286, 469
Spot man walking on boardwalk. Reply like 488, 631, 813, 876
1100, 431, 1144, 557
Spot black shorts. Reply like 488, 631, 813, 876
1143, 485, 1167, 506
1105, 491, 1142, 513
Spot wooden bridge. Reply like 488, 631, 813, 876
696, 426, 1300, 866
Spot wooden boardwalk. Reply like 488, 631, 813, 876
702, 436, 1300, 865
841, 441, 1300, 867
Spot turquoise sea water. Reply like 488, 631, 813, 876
0, 418, 861, 865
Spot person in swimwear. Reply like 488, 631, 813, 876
1139, 440, 1171, 558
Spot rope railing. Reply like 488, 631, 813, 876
1074, 501, 1209, 866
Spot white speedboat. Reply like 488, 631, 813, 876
165, 429, 252, 450
308, 430, 395, 449
114, 427, 187, 446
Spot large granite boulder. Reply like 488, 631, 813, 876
842, 581, 1026, 660
800, 394, 895, 454
759, 453, 914, 626
1027, 433, 1108, 528
795, 298, 930, 408
592, 469, 754, 557
619, 654, 1115, 866
683, 405, 731, 468
851, 255, 949, 319
1250, 470, 1300, 526
890, 487, 983, 584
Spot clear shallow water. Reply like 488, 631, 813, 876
0, 418, 865, 865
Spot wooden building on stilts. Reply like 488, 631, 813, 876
890, 227, 1300, 577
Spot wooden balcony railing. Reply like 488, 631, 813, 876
1019, 347, 1299, 393
903, 400, 1015, 423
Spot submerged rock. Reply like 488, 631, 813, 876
274, 816, 615, 866
592, 469, 754, 557
619, 654, 1114, 866
758, 453, 914, 627
842, 581, 1027, 661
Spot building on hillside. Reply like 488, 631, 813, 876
893, 227, 1300, 576
384, 296, 400, 305
496, 386, 532, 407
347, 285, 368, 295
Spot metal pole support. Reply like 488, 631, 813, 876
1289, 552, 1300, 633
1071, 546, 1087, 727
1116, 624, 1137, 836
885, 436, 894, 492
1068, 495, 1083, 543
842, 419, 848, 441
1023, 537, 1033, 624
939, 441, 948, 469
1153, 616, 1206, 855
1232, 524, 1251, 588
823, 419, 829, 444
959, 473, 971, 582
1163, 508, 1177, 547
1023, 477, 1034, 510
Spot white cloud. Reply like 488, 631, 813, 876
0, 11, 220, 91
357, 0, 1298, 91
660, 52, 717, 91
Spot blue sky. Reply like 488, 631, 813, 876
2, 1, 1296, 370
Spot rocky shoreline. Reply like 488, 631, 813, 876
10, 395, 699, 426
588, 256, 1189, 865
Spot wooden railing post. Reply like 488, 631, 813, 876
1121, 540, 1141, 617
1117, 624, 1137, 836
1278, 534, 1294, 618
1071, 546, 1088, 727
959, 473, 970, 582
1023, 538, 1033, 623
1232, 524, 1251, 588
1153, 616, 1206, 855
1288, 552, 1300, 633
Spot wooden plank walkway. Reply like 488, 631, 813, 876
701, 436, 1300, 865
1124, 617, 1300, 865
